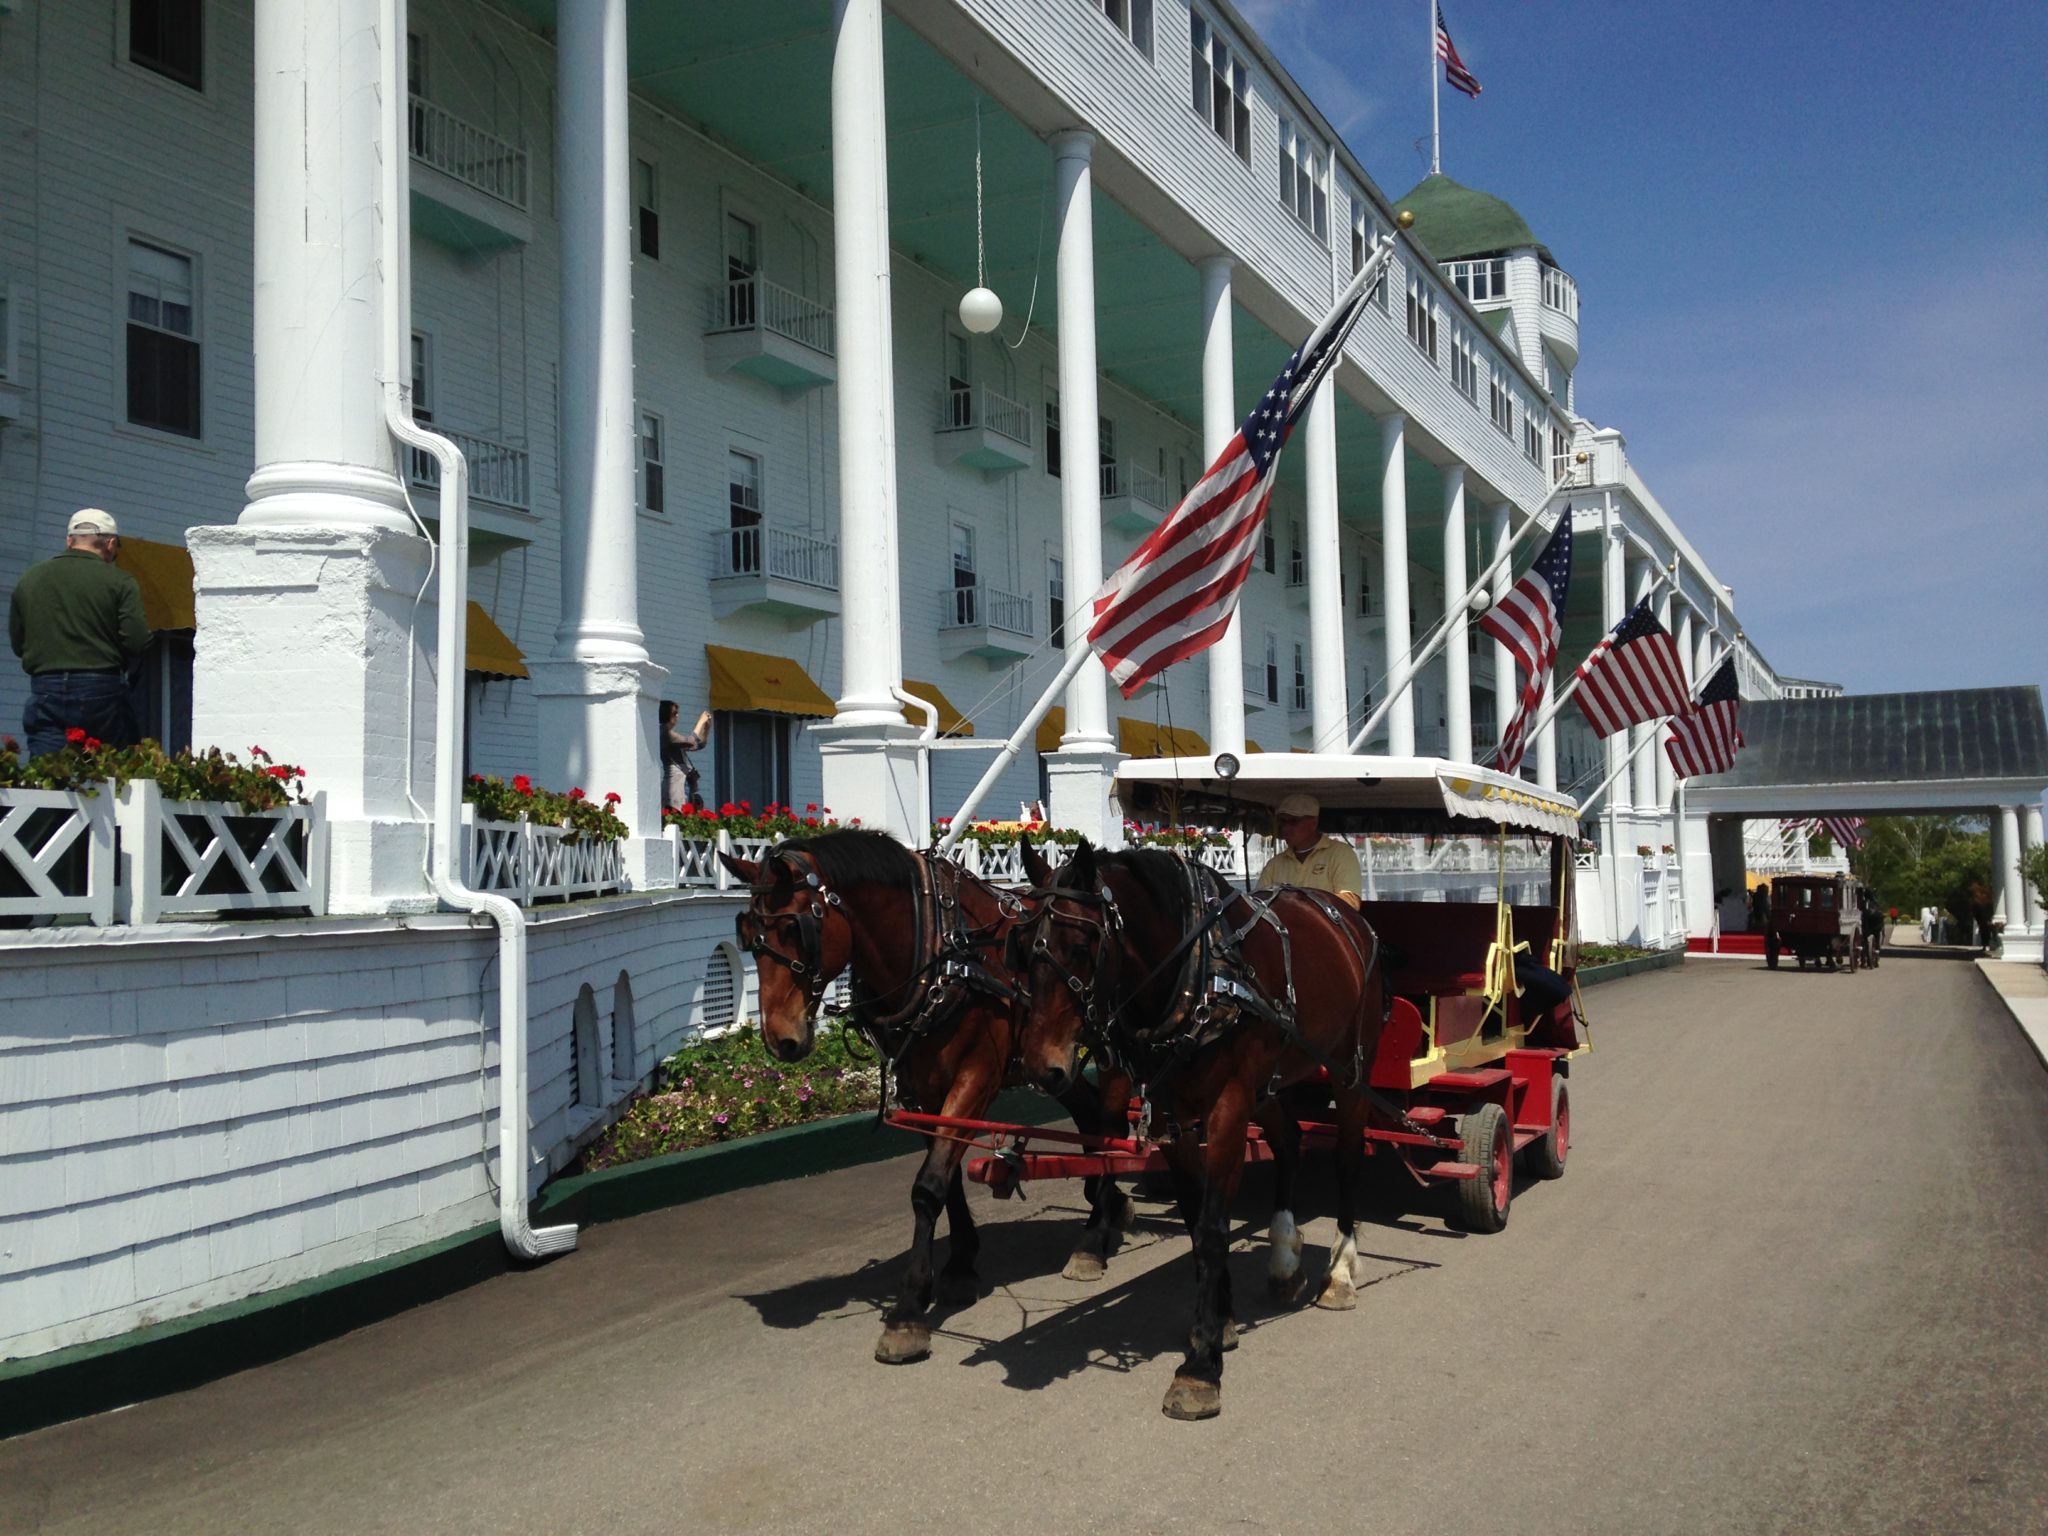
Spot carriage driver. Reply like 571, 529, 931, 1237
1256, 793, 1361, 909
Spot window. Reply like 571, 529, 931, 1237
1444, 258, 1507, 303
1190, 15, 1251, 164
1541, 264, 1577, 319
634, 158, 660, 260
946, 329, 973, 428
1404, 273, 1437, 361
715, 711, 791, 811
1488, 372, 1513, 436
1351, 199, 1389, 308
126, 239, 200, 438
1098, 415, 1116, 497
130, 0, 202, 91
1048, 555, 1066, 649
724, 211, 758, 328
950, 521, 978, 625
1291, 641, 1307, 712
1550, 425, 1571, 484
1287, 518, 1305, 586
1263, 632, 1279, 704
1449, 328, 1479, 403
640, 412, 665, 514
409, 332, 433, 422
1045, 396, 1061, 477
1278, 120, 1328, 240
1094, 0, 1153, 56
1260, 519, 1276, 575
0, 279, 11, 380
139, 632, 195, 755
407, 31, 426, 97
726, 448, 760, 572
1522, 416, 1543, 467
1356, 543, 1375, 616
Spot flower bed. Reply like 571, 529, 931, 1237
577, 1021, 881, 1171
666, 801, 842, 887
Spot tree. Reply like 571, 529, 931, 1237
1851, 815, 1990, 933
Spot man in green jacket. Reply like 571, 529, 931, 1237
8, 509, 152, 756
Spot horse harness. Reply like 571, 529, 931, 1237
735, 849, 1025, 1097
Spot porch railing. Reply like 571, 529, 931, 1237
938, 384, 1032, 445
1100, 460, 1171, 510
709, 275, 834, 355
406, 429, 531, 511
709, 523, 840, 590
408, 94, 529, 211
939, 582, 1033, 637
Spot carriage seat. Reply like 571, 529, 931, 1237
1358, 900, 1562, 1001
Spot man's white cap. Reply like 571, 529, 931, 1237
1276, 792, 1320, 819
68, 508, 119, 537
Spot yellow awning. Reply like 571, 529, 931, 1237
115, 537, 196, 631
706, 645, 835, 717
466, 602, 528, 679
1036, 707, 1067, 754
1245, 738, 1265, 754
900, 679, 974, 737
1118, 718, 1208, 760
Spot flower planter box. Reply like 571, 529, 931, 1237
0, 784, 117, 926
463, 804, 623, 904
665, 827, 789, 889
115, 781, 328, 924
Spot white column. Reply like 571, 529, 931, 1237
1997, 805, 2024, 932
2024, 805, 2044, 933
190, 0, 435, 913
1379, 412, 1415, 756
532, 0, 670, 887
814, 0, 922, 843
1305, 382, 1348, 750
1199, 255, 1246, 759
1490, 502, 1514, 756
1677, 607, 1696, 692
1630, 554, 1658, 814
1654, 578, 1678, 812
1696, 603, 1717, 684
1440, 465, 1471, 764
1044, 129, 1123, 846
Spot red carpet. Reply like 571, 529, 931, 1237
1688, 932, 1766, 955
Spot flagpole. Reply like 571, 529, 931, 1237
1344, 502, 1553, 753
1430, 1, 1441, 174
936, 643, 1092, 855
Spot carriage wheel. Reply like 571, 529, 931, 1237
1848, 940, 1861, 974
1765, 934, 1780, 970
1524, 1077, 1569, 1180
1452, 1102, 1511, 1233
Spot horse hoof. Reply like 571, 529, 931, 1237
1314, 1281, 1357, 1312
1161, 1375, 1222, 1421
874, 1323, 932, 1364
1062, 1249, 1108, 1283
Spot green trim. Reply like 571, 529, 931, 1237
1579, 950, 1685, 985
1394, 173, 1554, 264
0, 1088, 1061, 1441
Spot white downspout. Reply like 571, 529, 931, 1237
378, 0, 574, 1261
890, 684, 938, 842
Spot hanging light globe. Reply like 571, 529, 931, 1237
959, 286, 1003, 335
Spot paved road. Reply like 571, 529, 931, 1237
4, 954, 2045, 1535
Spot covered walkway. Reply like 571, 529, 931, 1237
1680, 688, 2048, 960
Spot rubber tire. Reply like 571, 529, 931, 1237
1524, 1077, 1569, 1180
1847, 941, 1860, 974
1765, 934, 1780, 970
1452, 1102, 1511, 1233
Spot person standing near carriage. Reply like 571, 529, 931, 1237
1255, 792, 1361, 908
659, 700, 711, 809
7, 509, 151, 757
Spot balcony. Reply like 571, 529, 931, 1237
1213, 659, 1274, 715
1099, 461, 1173, 534
937, 582, 1034, 664
1538, 263, 1579, 369
934, 385, 1033, 474
404, 429, 537, 543
708, 522, 840, 627
1286, 548, 1309, 609
408, 95, 531, 253
703, 276, 835, 393
1288, 680, 1313, 738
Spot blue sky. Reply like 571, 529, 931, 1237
1239, 0, 2048, 700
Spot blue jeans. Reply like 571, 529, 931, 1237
22, 672, 139, 758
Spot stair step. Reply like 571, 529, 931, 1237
1402, 1106, 1448, 1126
1428, 1068, 1513, 1092
1420, 1160, 1480, 1181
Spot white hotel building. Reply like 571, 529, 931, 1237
0, 0, 1785, 1358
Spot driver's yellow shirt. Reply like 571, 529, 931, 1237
1256, 836, 1361, 899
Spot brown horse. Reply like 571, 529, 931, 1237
723, 830, 1131, 1365
1015, 840, 1388, 1421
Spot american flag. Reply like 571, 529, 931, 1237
1665, 657, 1744, 778
1436, 5, 1483, 98
1803, 815, 1866, 849
1088, 238, 1396, 696
1479, 515, 1572, 775
1572, 598, 1694, 738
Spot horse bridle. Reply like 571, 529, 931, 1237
734, 852, 844, 1015
1022, 879, 1127, 1035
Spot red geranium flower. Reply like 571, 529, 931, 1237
738, 800, 752, 813
568, 787, 587, 801
805, 804, 818, 813
720, 802, 739, 817
267, 765, 290, 779
605, 792, 621, 804
512, 774, 533, 795
803, 816, 819, 827
65, 727, 87, 745
83, 738, 102, 752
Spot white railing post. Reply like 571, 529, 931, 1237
115, 779, 162, 926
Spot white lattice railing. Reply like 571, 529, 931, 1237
937, 385, 1032, 446
116, 783, 328, 924
1100, 461, 1171, 511
462, 806, 624, 904
408, 94, 529, 210
938, 583, 1033, 638
0, 786, 116, 925
709, 523, 839, 589
709, 276, 834, 355
669, 828, 775, 889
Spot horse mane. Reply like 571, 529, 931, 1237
779, 828, 921, 891
1086, 846, 1191, 917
